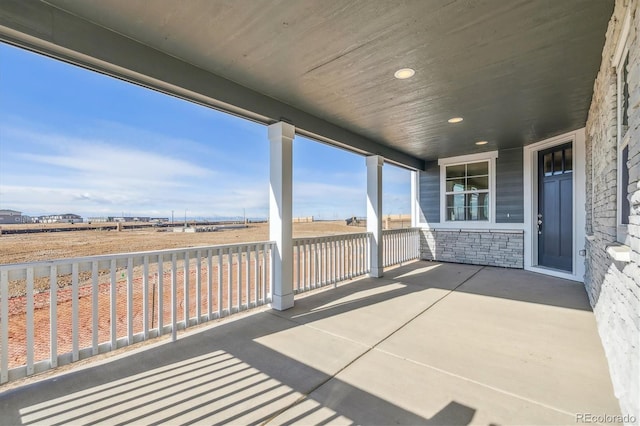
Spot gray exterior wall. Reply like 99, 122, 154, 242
420, 229, 523, 268
417, 148, 524, 269
418, 148, 524, 226
585, 0, 639, 421
418, 161, 440, 223
496, 147, 524, 223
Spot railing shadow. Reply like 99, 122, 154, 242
0, 259, 593, 424
0, 261, 485, 425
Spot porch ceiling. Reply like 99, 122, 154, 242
0, 0, 613, 166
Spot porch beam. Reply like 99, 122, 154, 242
367, 156, 384, 278
269, 122, 295, 310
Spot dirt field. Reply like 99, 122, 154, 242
0, 221, 373, 265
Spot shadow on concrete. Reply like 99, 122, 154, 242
0, 267, 477, 425
0, 260, 593, 424
385, 261, 593, 312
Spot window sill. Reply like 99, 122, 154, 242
606, 244, 631, 263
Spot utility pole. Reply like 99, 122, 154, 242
171, 210, 174, 224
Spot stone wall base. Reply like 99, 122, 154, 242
420, 229, 524, 268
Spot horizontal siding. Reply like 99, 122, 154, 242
496, 147, 524, 223
419, 162, 440, 223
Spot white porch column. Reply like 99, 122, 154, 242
268, 122, 295, 310
367, 155, 384, 277
410, 170, 419, 227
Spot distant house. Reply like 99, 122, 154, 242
112, 216, 151, 222
38, 213, 83, 224
0, 209, 24, 224
87, 217, 109, 223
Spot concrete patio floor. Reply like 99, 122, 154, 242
0, 261, 621, 425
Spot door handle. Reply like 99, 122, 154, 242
537, 214, 543, 234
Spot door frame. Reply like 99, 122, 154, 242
523, 128, 586, 282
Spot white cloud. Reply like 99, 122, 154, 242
0, 119, 409, 220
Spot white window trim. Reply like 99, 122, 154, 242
436, 151, 498, 229
614, 10, 631, 245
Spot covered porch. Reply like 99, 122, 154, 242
0, 261, 620, 425
1, 0, 637, 421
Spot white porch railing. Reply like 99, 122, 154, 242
382, 228, 421, 267
0, 241, 274, 384
1, 229, 420, 384
293, 233, 370, 293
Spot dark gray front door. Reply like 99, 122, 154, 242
538, 143, 573, 271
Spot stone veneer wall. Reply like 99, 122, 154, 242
585, 0, 639, 421
420, 229, 523, 269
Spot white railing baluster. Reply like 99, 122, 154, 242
227, 248, 233, 313
157, 255, 164, 336
322, 239, 327, 286
342, 238, 345, 278
333, 238, 338, 286
350, 238, 355, 279
183, 251, 190, 328
392, 232, 396, 265
91, 261, 99, 354
207, 249, 213, 320
217, 248, 223, 317
309, 240, 313, 289
50, 265, 58, 366
321, 239, 326, 286
126, 257, 133, 345
304, 241, 309, 291
355, 236, 359, 276
305, 241, 309, 291
171, 253, 177, 342
262, 243, 268, 302
349, 237, 353, 277
295, 244, 300, 291
245, 246, 250, 309
143, 255, 149, 339
338, 238, 341, 281
358, 236, 363, 276
303, 242, 306, 290
237, 247, 242, 310
196, 250, 202, 324
254, 245, 259, 306
312, 240, 316, 287
110, 259, 117, 350
329, 239, 334, 286
71, 264, 79, 362
270, 242, 275, 300
312, 241, 316, 289
26, 268, 34, 375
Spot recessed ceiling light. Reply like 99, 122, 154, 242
448, 117, 463, 123
394, 68, 415, 79
475, 140, 488, 145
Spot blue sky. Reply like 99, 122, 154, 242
0, 43, 410, 220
